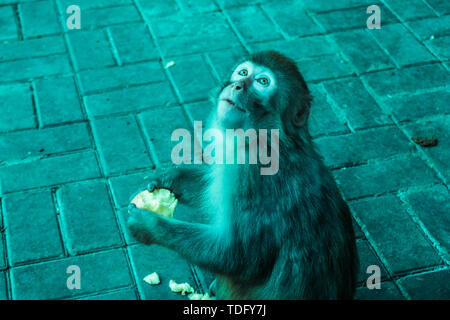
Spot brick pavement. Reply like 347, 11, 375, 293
0, 0, 449, 300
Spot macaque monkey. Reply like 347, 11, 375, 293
127, 51, 359, 299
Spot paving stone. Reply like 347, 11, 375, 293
332, 30, 394, 73
404, 185, 450, 259
185, 100, 214, 125
250, 35, 337, 61
402, 116, 450, 182
11, 249, 132, 299
362, 63, 450, 97
334, 155, 438, 199
356, 239, 389, 284
308, 84, 349, 137
206, 47, 247, 81
315, 126, 413, 168
109, 23, 159, 64
127, 244, 196, 300
384, 0, 436, 20
227, 6, 281, 43
425, 0, 450, 15
0, 36, 65, 62
34, 76, 84, 127
3, 190, 63, 265
140, 0, 180, 17
79, 288, 137, 300
19, 1, 60, 38
0, 151, 100, 194
355, 281, 404, 300
108, 169, 158, 208
79, 62, 165, 95
57, 0, 132, 10
323, 77, 391, 129
399, 269, 450, 299
314, 4, 397, 32
0, 83, 35, 133
350, 195, 442, 274
216, 0, 263, 8
262, 1, 322, 37
302, 0, 375, 12
92, 115, 153, 176
0, 271, 7, 300
0, 122, 91, 164
0, 6, 17, 41
407, 15, 450, 41
178, 0, 218, 13
169, 55, 217, 102
369, 23, 436, 67
85, 82, 176, 117
297, 54, 356, 82
58, 180, 122, 254
0, 54, 71, 82
68, 30, 115, 70
152, 11, 230, 39
155, 12, 241, 57
139, 106, 191, 164
382, 90, 450, 122
424, 35, 450, 60
67, 5, 141, 30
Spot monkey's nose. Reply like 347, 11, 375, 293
234, 82, 245, 91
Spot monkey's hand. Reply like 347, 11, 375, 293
127, 203, 160, 245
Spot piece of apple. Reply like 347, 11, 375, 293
131, 188, 178, 218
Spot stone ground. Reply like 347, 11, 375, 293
0, 0, 449, 300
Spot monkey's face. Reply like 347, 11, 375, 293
217, 61, 278, 128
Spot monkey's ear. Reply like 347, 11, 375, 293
292, 108, 309, 128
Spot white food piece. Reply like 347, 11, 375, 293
169, 280, 194, 295
143, 272, 161, 285
131, 188, 178, 218
188, 292, 212, 300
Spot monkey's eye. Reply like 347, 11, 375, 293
257, 77, 270, 86
238, 69, 248, 76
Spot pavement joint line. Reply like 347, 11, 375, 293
105, 27, 122, 67
81, 79, 170, 96
380, 0, 443, 62
257, 3, 289, 40
30, 80, 42, 129
213, 0, 251, 54
51, 187, 69, 257
135, 114, 160, 169
12, 3, 23, 40
133, 0, 185, 106
342, 181, 445, 203
398, 192, 450, 265
71, 285, 137, 300
358, 71, 450, 187
350, 206, 411, 299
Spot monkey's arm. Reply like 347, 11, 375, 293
127, 206, 275, 280
153, 165, 208, 205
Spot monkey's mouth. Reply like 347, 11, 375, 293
222, 99, 246, 113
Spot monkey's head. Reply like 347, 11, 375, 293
216, 51, 312, 142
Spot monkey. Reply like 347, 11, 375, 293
127, 51, 359, 299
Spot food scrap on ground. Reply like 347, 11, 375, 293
169, 280, 195, 295
143, 272, 161, 285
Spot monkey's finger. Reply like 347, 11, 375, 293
146, 180, 160, 192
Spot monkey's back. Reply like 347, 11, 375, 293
212, 155, 359, 300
